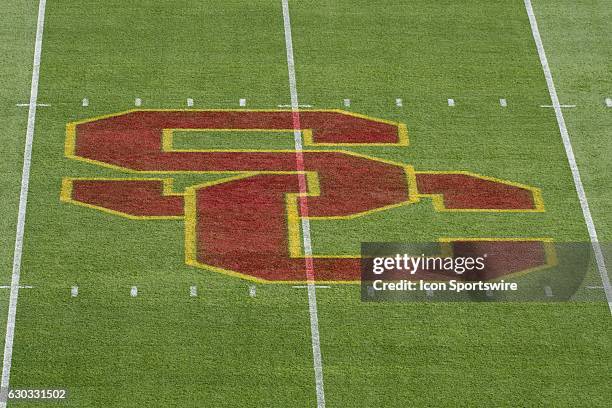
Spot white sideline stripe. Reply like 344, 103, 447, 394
16, 103, 49, 107
130, 286, 138, 297
1, 1, 46, 405
500, 98, 508, 107
187, 98, 194, 107
82, 98, 89, 107
447, 98, 455, 107
239, 98, 246, 107
134, 98, 142, 107
248, 285, 256, 298
343, 98, 350, 107
71, 286, 78, 297
396, 98, 403, 107
292, 285, 331, 289
605, 98, 612, 108
278, 104, 312, 108
525, 0, 612, 315
281, 1, 325, 406
540, 104, 576, 108
190, 285, 197, 297
544, 286, 553, 297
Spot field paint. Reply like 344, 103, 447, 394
605, 98, 612, 108
82, 98, 89, 107
248, 285, 256, 297
71, 286, 78, 297
281, 1, 326, 406
544, 286, 553, 297
525, 0, 612, 314
292, 285, 331, 289
343, 98, 350, 107
278, 104, 313, 108
500, 98, 507, 107
1, 0, 47, 405
239, 98, 246, 107
587, 286, 604, 289
130, 286, 138, 297
15, 103, 49, 107
0, 286, 33, 290
190, 285, 197, 297
187, 98, 194, 107
134, 98, 142, 107
447, 98, 455, 107
540, 104, 576, 108
396, 98, 403, 107
426, 288, 434, 297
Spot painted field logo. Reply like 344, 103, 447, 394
61, 110, 552, 283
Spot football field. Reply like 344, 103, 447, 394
1, 0, 611, 406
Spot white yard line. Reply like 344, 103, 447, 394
540, 104, 576, 108
0, 286, 33, 290
15, 103, 49, 107
1, 0, 47, 405
278, 104, 313, 108
524, 0, 612, 314
281, 1, 326, 406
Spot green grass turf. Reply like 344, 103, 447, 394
1, 0, 610, 407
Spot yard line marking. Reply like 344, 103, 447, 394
1, 0, 47, 405
343, 98, 351, 107
134, 98, 142, 107
239, 98, 246, 107
525, 0, 612, 314
71, 286, 78, 297
544, 285, 553, 297
500, 98, 508, 107
395, 98, 403, 107
278, 104, 313, 108
587, 286, 604, 290
187, 98, 194, 107
248, 285, 256, 298
15, 103, 49, 107
281, 1, 326, 406
447, 98, 455, 107
292, 285, 331, 289
0, 286, 33, 290
82, 98, 89, 107
605, 97, 612, 108
190, 285, 197, 297
130, 286, 138, 297
540, 104, 576, 108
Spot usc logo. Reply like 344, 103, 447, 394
61, 110, 554, 283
